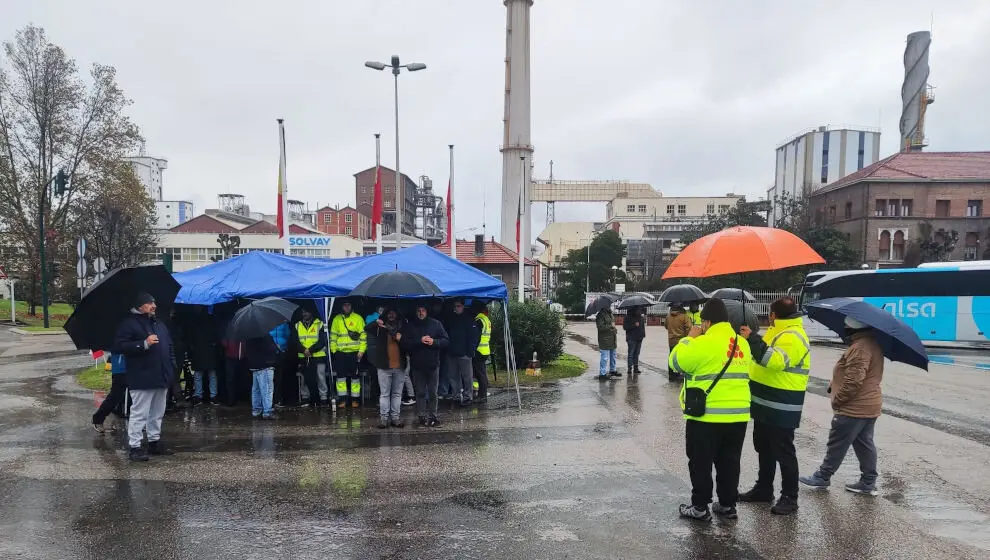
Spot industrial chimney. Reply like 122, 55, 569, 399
900, 31, 935, 152
474, 234, 485, 257
500, 0, 535, 258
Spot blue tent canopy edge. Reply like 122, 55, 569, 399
173, 244, 509, 305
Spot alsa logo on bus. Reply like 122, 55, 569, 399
879, 300, 936, 318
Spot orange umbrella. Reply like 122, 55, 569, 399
662, 226, 825, 279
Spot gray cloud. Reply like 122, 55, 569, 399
4, 0, 989, 240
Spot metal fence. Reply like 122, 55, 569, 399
590, 291, 789, 318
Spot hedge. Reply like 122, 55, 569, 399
489, 300, 564, 368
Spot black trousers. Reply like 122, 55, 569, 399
626, 338, 643, 370
753, 420, 799, 498
472, 354, 489, 397
224, 357, 240, 406
272, 353, 284, 404
93, 375, 128, 425
300, 359, 322, 405
686, 420, 747, 508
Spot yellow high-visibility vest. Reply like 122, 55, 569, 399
476, 313, 492, 356
330, 313, 367, 354
668, 322, 751, 423
749, 317, 811, 429
296, 320, 327, 358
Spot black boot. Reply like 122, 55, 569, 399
129, 447, 149, 462
148, 441, 173, 456
738, 486, 775, 503
771, 495, 799, 515
668, 370, 680, 382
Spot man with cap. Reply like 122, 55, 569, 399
800, 315, 885, 496
668, 298, 752, 521
112, 292, 176, 462
400, 303, 449, 427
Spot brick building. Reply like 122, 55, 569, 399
808, 152, 990, 267
314, 206, 371, 239
354, 166, 417, 237
436, 235, 540, 297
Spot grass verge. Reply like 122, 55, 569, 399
512, 353, 587, 385
0, 300, 72, 327
76, 366, 110, 391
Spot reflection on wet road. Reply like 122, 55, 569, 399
1, 326, 989, 559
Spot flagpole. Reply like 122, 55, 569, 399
518, 155, 526, 303
375, 133, 383, 254
449, 144, 456, 259
278, 118, 290, 254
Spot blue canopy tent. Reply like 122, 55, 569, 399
174, 244, 508, 304
173, 245, 521, 407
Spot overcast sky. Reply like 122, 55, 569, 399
4, 0, 989, 240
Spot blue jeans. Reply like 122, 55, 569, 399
599, 349, 616, 376
193, 370, 217, 400
251, 368, 275, 417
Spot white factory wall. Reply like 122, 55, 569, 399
151, 232, 364, 272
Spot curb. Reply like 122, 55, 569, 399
0, 348, 89, 365
11, 328, 67, 336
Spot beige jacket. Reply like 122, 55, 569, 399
830, 332, 885, 418
666, 310, 692, 348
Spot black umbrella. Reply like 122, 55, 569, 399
710, 288, 755, 302
659, 284, 707, 304
721, 299, 760, 334
585, 294, 618, 316
63, 264, 180, 351
350, 271, 441, 298
226, 297, 299, 341
618, 294, 655, 309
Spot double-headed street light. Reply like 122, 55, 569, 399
365, 56, 426, 250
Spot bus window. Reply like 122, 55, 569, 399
799, 290, 820, 310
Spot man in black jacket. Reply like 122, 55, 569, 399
244, 333, 280, 419
444, 299, 480, 406
400, 303, 449, 427
112, 292, 176, 462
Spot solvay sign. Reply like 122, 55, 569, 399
880, 300, 936, 318
289, 236, 332, 247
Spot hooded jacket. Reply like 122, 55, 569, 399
400, 315, 450, 371
831, 331, 885, 418
666, 309, 692, 347
623, 309, 646, 341
112, 311, 175, 391
596, 310, 617, 350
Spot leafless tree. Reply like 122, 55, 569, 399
0, 26, 141, 311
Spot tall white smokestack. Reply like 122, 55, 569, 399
900, 31, 934, 152
500, 0, 534, 257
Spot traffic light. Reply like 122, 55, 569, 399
161, 252, 173, 273
54, 169, 68, 196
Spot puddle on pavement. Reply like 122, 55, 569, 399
884, 475, 990, 551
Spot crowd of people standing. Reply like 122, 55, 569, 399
594, 295, 886, 520
91, 294, 496, 460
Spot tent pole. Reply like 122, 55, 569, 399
325, 297, 336, 405
503, 300, 522, 409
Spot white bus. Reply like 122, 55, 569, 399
797, 264, 990, 344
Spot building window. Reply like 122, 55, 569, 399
887, 199, 899, 217
964, 232, 979, 260
385, 201, 393, 209
345, 214, 353, 223
666, 205, 674, 215
875, 199, 887, 217
677, 204, 686, 216
345, 226, 353, 236
857, 130, 866, 169
491, 274, 503, 281
638, 204, 647, 213
815, 209, 823, 227
901, 199, 913, 217
323, 214, 332, 224
892, 230, 905, 260
360, 187, 368, 194
385, 186, 393, 194
626, 205, 636, 213
821, 131, 830, 184
718, 204, 730, 213
827, 206, 836, 224
967, 200, 983, 217
706, 204, 715, 214
879, 230, 891, 260
844, 202, 852, 219
935, 199, 950, 217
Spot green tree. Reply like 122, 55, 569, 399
903, 221, 959, 267
0, 25, 141, 312
490, 300, 564, 369
555, 230, 625, 312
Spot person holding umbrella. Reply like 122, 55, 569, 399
400, 303, 449, 427
596, 305, 619, 379
244, 332, 280, 419
800, 316, 886, 496
622, 306, 646, 376
112, 292, 176, 462
366, 307, 407, 428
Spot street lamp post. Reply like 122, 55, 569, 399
365, 56, 426, 251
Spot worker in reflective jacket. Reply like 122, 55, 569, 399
331, 301, 367, 409
668, 298, 752, 522
737, 296, 810, 516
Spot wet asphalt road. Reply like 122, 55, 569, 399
1, 325, 989, 560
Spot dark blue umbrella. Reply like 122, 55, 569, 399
805, 297, 929, 371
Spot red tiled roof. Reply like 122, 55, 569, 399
169, 215, 238, 234
434, 239, 537, 265
238, 220, 278, 234
821, 151, 990, 192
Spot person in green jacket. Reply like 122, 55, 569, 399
596, 308, 619, 379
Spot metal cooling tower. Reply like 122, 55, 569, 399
900, 31, 935, 152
